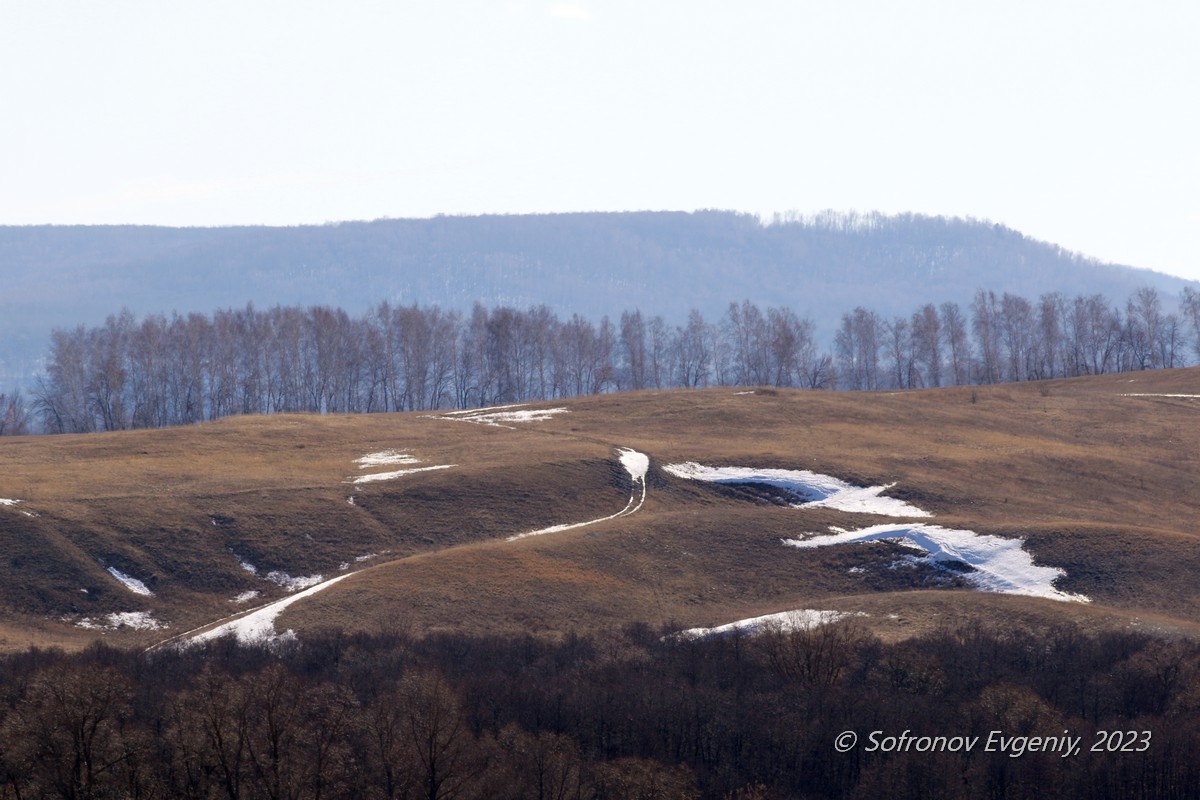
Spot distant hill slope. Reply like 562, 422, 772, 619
2, 211, 1195, 386
4, 368, 1200, 652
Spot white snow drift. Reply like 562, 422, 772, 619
349, 450, 456, 484
351, 464, 456, 484
785, 523, 1090, 602
107, 566, 154, 596
235, 556, 324, 592
1122, 393, 1200, 399
674, 609, 857, 640
77, 611, 166, 631
354, 450, 421, 468
662, 462, 931, 518
508, 447, 649, 541
192, 572, 353, 646
430, 404, 569, 428
0, 498, 35, 517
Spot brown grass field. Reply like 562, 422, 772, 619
2, 369, 1199, 652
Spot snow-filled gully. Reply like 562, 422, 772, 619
663, 461, 1088, 605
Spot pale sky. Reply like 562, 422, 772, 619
2, 1, 1198, 281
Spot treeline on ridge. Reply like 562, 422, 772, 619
15, 285, 1200, 434
1, 621, 1198, 799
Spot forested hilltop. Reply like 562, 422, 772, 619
13, 284, 1200, 434
2, 211, 1196, 391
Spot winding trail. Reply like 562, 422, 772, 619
508, 447, 649, 541
155, 444, 651, 649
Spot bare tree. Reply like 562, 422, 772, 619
1034, 292, 1067, 380
910, 303, 942, 388
1066, 294, 1122, 376
885, 316, 914, 389
971, 290, 1002, 384
35, 325, 93, 433
939, 302, 971, 386
725, 300, 770, 387
402, 670, 476, 800
0, 390, 29, 435
673, 310, 712, 388
619, 309, 648, 391
1125, 287, 1165, 370
1000, 293, 1034, 382
1, 663, 141, 800
647, 315, 670, 390
1182, 286, 1200, 365
834, 308, 881, 390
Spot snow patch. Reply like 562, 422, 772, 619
733, 390, 756, 395
430, 405, 569, 428
107, 566, 154, 596
351, 464, 456, 484
617, 447, 650, 482
235, 555, 322, 592
265, 571, 324, 592
662, 462, 932, 518
438, 402, 528, 416
674, 609, 858, 640
508, 447, 649, 541
354, 450, 421, 468
76, 611, 165, 631
1122, 393, 1200, 399
232, 590, 261, 604
341, 553, 378, 569
192, 573, 353, 646
784, 523, 1089, 602
2, 499, 38, 518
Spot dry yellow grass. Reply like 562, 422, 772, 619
2, 368, 1199, 652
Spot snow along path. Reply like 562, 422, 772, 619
181, 572, 355, 647
507, 447, 649, 541
662, 463, 932, 518
785, 523, 1090, 602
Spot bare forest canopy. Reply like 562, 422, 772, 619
2, 623, 1200, 799
2, 210, 1197, 391
16, 284, 1200, 435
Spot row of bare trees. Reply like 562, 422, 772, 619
28, 300, 827, 433
837, 286, 1200, 390
19, 286, 1200, 433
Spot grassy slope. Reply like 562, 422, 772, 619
2, 369, 1199, 651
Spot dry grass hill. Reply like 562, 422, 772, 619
2, 368, 1199, 653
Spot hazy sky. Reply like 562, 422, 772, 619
3, 1, 1198, 281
